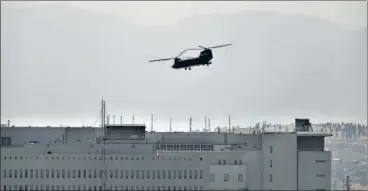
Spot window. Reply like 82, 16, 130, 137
178, 170, 182, 179
78, 169, 81, 178
223, 160, 226, 165
194, 170, 198, 179
189, 170, 192, 179
40, 169, 44, 178
238, 174, 243, 182
157, 170, 160, 179
162, 170, 165, 179
19, 169, 23, 178
131, 170, 134, 179
269, 174, 273, 182
72, 169, 76, 178
115, 170, 118, 179
57, 169, 60, 178
219, 160, 222, 165
315, 160, 326, 163
199, 170, 203, 179
35, 169, 39, 178
136, 170, 139, 179
120, 170, 124, 179
30, 169, 33, 178
239, 160, 242, 165
184, 170, 187, 179
110, 170, 113, 178
152, 170, 155, 179
270, 146, 273, 153
269, 160, 273, 168
125, 170, 129, 179
224, 173, 229, 181
147, 170, 150, 179
235, 160, 237, 165
89, 169, 92, 178
94, 169, 97, 178
173, 170, 176, 179
316, 174, 326, 177
209, 173, 214, 181
3, 169, 7, 178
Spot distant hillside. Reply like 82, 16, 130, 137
1, 4, 367, 122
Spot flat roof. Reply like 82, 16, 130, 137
296, 132, 333, 137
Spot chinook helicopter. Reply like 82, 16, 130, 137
149, 44, 231, 70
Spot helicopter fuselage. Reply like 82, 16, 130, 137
172, 49, 213, 69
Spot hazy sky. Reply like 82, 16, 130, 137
1, 1, 367, 129
6, 1, 367, 29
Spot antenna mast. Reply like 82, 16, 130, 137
100, 98, 107, 191
189, 117, 192, 132
205, 116, 207, 131
208, 117, 211, 132
169, 118, 172, 132
228, 115, 231, 133
151, 114, 154, 132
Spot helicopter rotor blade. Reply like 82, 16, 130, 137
198, 45, 207, 49
149, 58, 175, 62
208, 43, 232, 49
176, 48, 202, 58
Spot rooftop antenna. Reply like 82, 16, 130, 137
151, 114, 154, 132
205, 116, 207, 131
228, 114, 231, 133
345, 175, 351, 191
107, 115, 110, 125
189, 117, 192, 133
132, 115, 135, 125
208, 117, 211, 132
113, 115, 115, 125
120, 116, 123, 125
169, 118, 172, 132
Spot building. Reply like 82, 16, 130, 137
0, 119, 332, 191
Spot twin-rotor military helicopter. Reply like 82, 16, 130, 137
149, 43, 232, 70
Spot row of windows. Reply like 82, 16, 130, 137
2, 185, 204, 191
209, 173, 244, 182
218, 159, 242, 165
3, 155, 195, 161
156, 144, 214, 151
3, 169, 204, 180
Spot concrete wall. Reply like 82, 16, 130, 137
261, 133, 298, 190
298, 151, 332, 190
209, 165, 247, 190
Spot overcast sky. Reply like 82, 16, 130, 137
1, 1, 367, 130
9, 1, 367, 29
